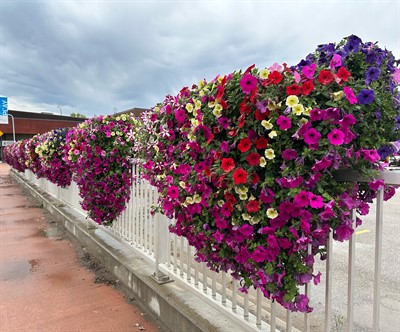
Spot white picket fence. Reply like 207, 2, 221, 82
22, 167, 400, 332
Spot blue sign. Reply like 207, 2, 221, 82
0, 97, 8, 124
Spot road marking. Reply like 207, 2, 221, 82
355, 229, 370, 235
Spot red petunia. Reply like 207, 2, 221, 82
246, 152, 261, 166
268, 71, 283, 84
250, 173, 260, 185
255, 109, 269, 121
286, 84, 301, 95
246, 200, 259, 213
318, 70, 334, 85
221, 158, 235, 172
255, 137, 268, 149
237, 138, 252, 152
301, 80, 314, 95
337, 66, 351, 82
233, 168, 248, 184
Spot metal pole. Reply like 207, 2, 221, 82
8, 114, 15, 142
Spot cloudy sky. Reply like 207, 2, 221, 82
1, 0, 399, 117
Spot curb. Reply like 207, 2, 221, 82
10, 170, 250, 332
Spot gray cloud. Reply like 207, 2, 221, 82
1, 1, 399, 117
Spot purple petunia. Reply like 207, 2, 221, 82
357, 89, 375, 104
365, 66, 381, 85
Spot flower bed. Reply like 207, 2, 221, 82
137, 35, 399, 312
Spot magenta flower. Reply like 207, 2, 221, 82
329, 54, 342, 70
276, 116, 292, 130
328, 129, 345, 145
309, 193, 324, 208
293, 191, 310, 207
303, 128, 321, 145
343, 86, 358, 104
334, 224, 354, 242
282, 149, 298, 160
368, 179, 385, 190
167, 186, 180, 199
240, 74, 258, 94
302, 63, 316, 79
362, 149, 380, 163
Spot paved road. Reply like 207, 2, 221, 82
0, 163, 161, 332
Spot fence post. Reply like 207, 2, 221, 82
151, 212, 173, 284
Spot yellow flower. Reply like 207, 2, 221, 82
239, 193, 248, 200
259, 68, 270, 79
111, 132, 115, 136
235, 186, 248, 194
299, 118, 309, 125
179, 181, 186, 188
261, 120, 273, 130
249, 217, 261, 225
292, 104, 304, 115
268, 131, 278, 139
303, 107, 311, 116
116, 116, 121, 121
286, 95, 299, 107
185, 103, 194, 113
217, 200, 225, 207
267, 208, 279, 219
187, 133, 196, 141
198, 80, 205, 89
121, 115, 127, 121
208, 101, 215, 108
265, 148, 275, 160
259, 157, 266, 167
154, 106, 160, 112
217, 75, 225, 83
213, 108, 222, 118
185, 197, 194, 205
242, 213, 251, 221
191, 119, 200, 128
193, 194, 202, 203
332, 91, 345, 101
194, 100, 202, 110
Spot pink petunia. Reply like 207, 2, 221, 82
329, 54, 342, 70
276, 115, 292, 130
293, 190, 310, 207
303, 128, 321, 145
240, 74, 258, 94
167, 186, 180, 199
368, 179, 385, 190
343, 86, 358, 104
328, 128, 345, 145
393, 68, 400, 84
302, 63, 316, 79
282, 149, 298, 160
309, 193, 324, 208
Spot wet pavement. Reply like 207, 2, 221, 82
0, 163, 160, 332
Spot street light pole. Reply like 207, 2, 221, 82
8, 114, 15, 142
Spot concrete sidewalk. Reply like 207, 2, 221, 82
0, 163, 161, 332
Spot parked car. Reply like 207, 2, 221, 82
389, 155, 400, 167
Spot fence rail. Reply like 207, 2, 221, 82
22, 167, 400, 332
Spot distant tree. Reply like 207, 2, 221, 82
70, 113, 86, 118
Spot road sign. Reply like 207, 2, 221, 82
1, 140, 14, 146
0, 97, 8, 124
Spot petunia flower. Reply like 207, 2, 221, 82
221, 158, 235, 172
328, 129, 345, 145
303, 128, 321, 145
233, 168, 248, 184
302, 63, 316, 79
318, 70, 334, 85
240, 74, 258, 95
237, 138, 252, 152
246, 152, 261, 166
357, 89, 375, 104
343, 86, 358, 104
276, 116, 292, 130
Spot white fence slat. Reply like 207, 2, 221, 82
373, 189, 384, 331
